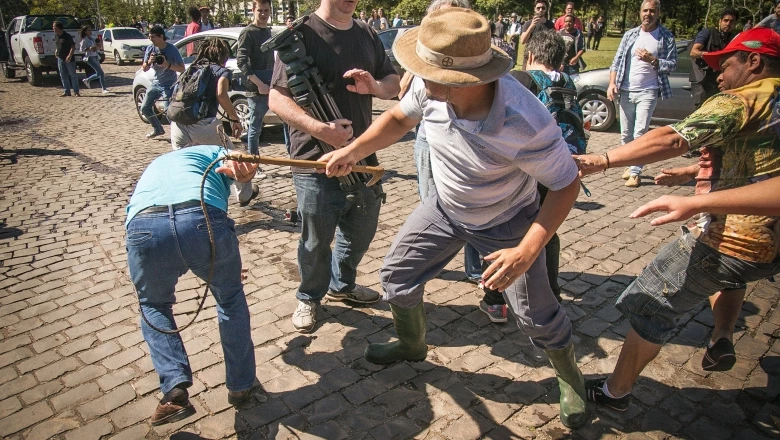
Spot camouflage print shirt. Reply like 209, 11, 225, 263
671, 77, 780, 263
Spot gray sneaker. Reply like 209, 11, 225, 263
327, 285, 381, 304
292, 300, 318, 333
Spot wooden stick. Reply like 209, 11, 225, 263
225, 153, 385, 186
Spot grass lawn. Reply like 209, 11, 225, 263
513, 36, 622, 71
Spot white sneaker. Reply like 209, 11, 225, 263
102, 89, 110, 94
82, 78, 91, 89
292, 300, 318, 333
327, 285, 381, 304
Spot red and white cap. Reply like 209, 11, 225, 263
703, 27, 780, 70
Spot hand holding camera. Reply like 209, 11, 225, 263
154, 54, 167, 66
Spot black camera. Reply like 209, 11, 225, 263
154, 54, 165, 65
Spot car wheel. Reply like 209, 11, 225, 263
1, 62, 15, 79
24, 55, 43, 87
135, 86, 166, 123
232, 97, 251, 136
579, 93, 615, 132
114, 51, 124, 66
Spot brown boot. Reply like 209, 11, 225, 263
151, 401, 196, 426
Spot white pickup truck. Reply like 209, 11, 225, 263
1, 15, 103, 86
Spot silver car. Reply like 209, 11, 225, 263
572, 40, 695, 131
131, 27, 283, 135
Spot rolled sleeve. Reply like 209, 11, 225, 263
657, 32, 678, 75
398, 76, 425, 120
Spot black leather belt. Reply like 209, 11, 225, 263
138, 200, 202, 214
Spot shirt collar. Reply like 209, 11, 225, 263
478, 77, 506, 135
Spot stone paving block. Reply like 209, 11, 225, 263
50, 382, 102, 412
25, 417, 80, 440
343, 378, 387, 405
577, 318, 612, 338
109, 395, 157, 429
240, 398, 291, 429
77, 340, 121, 365
64, 417, 113, 440
0, 401, 53, 437
196, 409, 237, 439
62, 365, 108, 388
17, 351, 62, 375
77, 384, 136, 420
19, 380, 64, 405
373, 363, 419, 389
0, 396, 22, 419
97, 367, 138, 392
101, 346, 144, 370
58, 335, 97, 356
0, 374, 37, 401
369, 415, 423, 440
0, 335, 32, 355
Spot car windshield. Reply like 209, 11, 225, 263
25, 16, 80, 31
113, 29, 146, 40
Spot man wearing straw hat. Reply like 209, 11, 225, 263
321, 7, 588, 428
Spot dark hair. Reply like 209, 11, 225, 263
79, 25, 91, 38
254, 0, 272, 7
721, 8, 739, 21
734, 50, 780, 74
566, 1, 575, 6
53, 21, 64, 30
526, 29, 565, 69
534, 0, 549, 7
188, 6, 202, 22
564, 14, 576, 22
194, 37, 232, 66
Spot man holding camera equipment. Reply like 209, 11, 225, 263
141, 25, 185, 139
689, 8, 738, 107
268, 0, 400, 334
237, 0, 275, 155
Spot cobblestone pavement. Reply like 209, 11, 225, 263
1, 64, 779, 440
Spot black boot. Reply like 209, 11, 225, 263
365, 302, 427, 365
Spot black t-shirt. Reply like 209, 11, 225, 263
271, 14, 397, 171
55, 32, 75, 60
204, 64, 232, 119
520, 20, 555, 66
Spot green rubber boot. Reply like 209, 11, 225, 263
365, 302, 427, 365
544, 343, 589, 429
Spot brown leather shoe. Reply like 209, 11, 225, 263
151, 401, 196, 426
227, 389, 251, 406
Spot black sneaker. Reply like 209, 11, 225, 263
586, 378, 630, 411
702, 338, 736, 371
146, 130, 164, 139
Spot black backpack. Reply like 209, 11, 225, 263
511, 70, 587, 155
167, 63, 215, 125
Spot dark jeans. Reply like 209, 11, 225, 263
483, 183, 561, 305
593, 33, 603, 50
586, 33, 595, 49
292, 173, 382, 302
141, 81, 173, 134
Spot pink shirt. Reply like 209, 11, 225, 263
554, 15, 583, 31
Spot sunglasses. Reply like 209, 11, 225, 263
536, 6, 547, 10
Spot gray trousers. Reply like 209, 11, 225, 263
170, 118, 254, 203
380, 189, 572, 350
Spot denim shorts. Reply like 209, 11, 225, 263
615, 227, 780, 345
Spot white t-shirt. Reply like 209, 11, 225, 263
622, 27, 660, 91
399, 75, 579, 229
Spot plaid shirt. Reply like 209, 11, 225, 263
610, 24, 677, 99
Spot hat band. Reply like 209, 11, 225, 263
416, 40, 493, 70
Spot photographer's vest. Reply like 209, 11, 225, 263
689, 29, 732, 85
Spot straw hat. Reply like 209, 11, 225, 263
392, 8, 513, 86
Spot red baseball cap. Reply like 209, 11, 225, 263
703, 27, 780, 70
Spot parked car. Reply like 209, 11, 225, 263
131, 27, 283, 135
571, 40, 695, 131
1, 15, 103, 86
100, 27, 149, 65
165, 25, 188, 44
378, 26, 414, 77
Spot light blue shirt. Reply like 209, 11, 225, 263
399, 75, 579, 230
126, 145, 233, 225
143, 42, 184, 86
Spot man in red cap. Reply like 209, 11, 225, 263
573, 26, 780, 411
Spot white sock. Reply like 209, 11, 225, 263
602, 379, 627, 399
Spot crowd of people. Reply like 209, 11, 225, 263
113, 0, 780, 431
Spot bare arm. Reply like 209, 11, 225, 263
631, 176, 780, 225
166, 60, 185, 73
321, 104, 419, 176
690, 42, 706, 59
482, 176, 581, 292
343, 69, 400, 100
574, 126, 690, 175
217, 76, 242, 138
268, 86, 354, 147
607, 70, 618, 100
519, 21, 536, 44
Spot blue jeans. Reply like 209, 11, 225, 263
126, 205, 255, 394
246, 94, 269, 155
619, 89, 658, 176
141, 82, 173, 134
293, 173, 382, 302
57, 58, 79, 95
415, 125, 482, 280
85, 56, 106, 90
615, 227, 780, 345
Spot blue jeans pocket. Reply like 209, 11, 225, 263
126, 230, 154, 246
